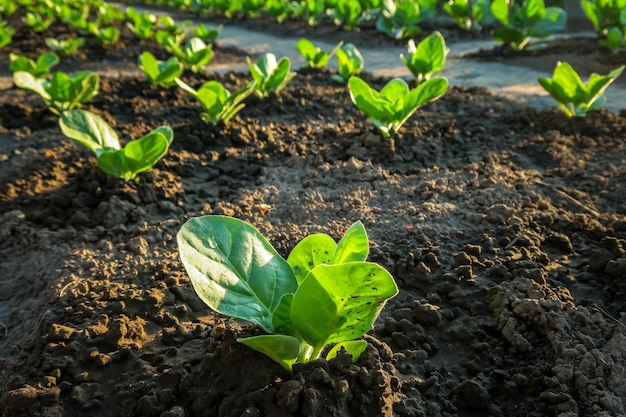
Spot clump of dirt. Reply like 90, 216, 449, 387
1, 6, 626, 417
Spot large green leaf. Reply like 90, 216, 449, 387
177, 216, 298, 332
13, 71, 50, 100
291, 262, 398, 350
59, 109, 120, 154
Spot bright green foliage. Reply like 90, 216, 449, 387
59, 109, 174, 182
0, 0, 17, 16
581, 0, 625, 32
537, 62, 624, 118
331, 43, 364, 84
95, 3, 125, 26
126, 7, 158, 39
157, 15, 189, 43
9, 52, 60, 79
400, 31, 449, 84
22, 11, 54, 32
376, 0, 430, 39
295, 38, 343, 68
582, 0, 626, 53
190, 23, 222, 44
175, 78, 256, 124
348, 76, 448, 137
330, 0, 366, 29
0, 21, 13, 48
443, 0, 493, 31
242, 0, 265, 17
490, 0, 567, 50
45, 37, 85, 55
247, 53, 296, 98
266, 0, 292, 22
13, 70, 99, 115
138, 51, 183, 87
88, 23, 120, 45
157, 33, 213, 73
177, 216, 398, 371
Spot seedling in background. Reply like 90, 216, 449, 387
348, 76, 448, 137
400, 31, 449, 84
59, 109, 173, 182
126, 7, 158, 40
0, 0, 17, 16
443, 0, 493, 31
175, 78, 256, 124
190, 23, 222, 44
538, 62, 624, 118
603, 25, 626, 53
490, 0, 567, 50
177, 216, 398, 371
95, 3, 125, 26
45, 37, 85, 55
247, 53, 296, 98
88, 24, 120, 45
138, 52, 183, 88
295, 38, 343, 68
330, 0, 367, 30
9, 52, 60, 79
376, 0, 433, 39
0, 22, 13, 48
22, 11, 54, 32
331, 43, 364, 84
13, 70, 99, 115
157, 33, 213, 73
581, 0, 625, 34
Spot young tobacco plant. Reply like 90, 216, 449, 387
190, 23, 222, 44
22, 11, 54, 32
443, 0, 493, 31
45, 37, 85, 55
490, 0, 567, 50
400, 31, 449, 84
13, 70, 99, 115
582, 0, 626, 53
0, 21, 14, 48
9, 52, 59, 79
376, 0, 433, 39
157, 32, 213, 73
247, 53, 296, 98
59, 109, 173, 182
348, 76, 448, 137
295, 38, 343, 68
331, 43, 364, 84
88, 23, 120, 45
126, 7, 158, 40
537, 62, 625, 118
138, 52, 183, 88
175, 78, 255, 124
177, 216, 398, 371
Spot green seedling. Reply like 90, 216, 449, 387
45, 37, 85, 55
538, 61, 625, 118
376, 0, 431, 39
13, 70, 99, 115
295, 38, 343, 68
581, 0, 625, 33
88, 23, 120, 45
247, 53, 296, 98
177, 216, 398, 371
603, 25, 626, 53
443, 0, 493, 31
126, 7, 158, 39
9, 52, 60, 78
242, 0, 265, 17
490, 0, 567, 50
0, 0, 17, 16
157, 15, 190, 42
59, 109, 173, 182
95, 3, 125, 26
331, 43, 364, 84
22, 11, 54, 32
190, 23, 222, 44
265, 0, 292, 22
138, 51, 183, 88
400, 31, 449, 84
0, 22, 14, 49
175, 78, 255, 124
331, 0, 365, 29
157, 32, 213, 73
348, 76, 448, 137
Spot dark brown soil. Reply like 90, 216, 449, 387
1, 7, 626, 417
